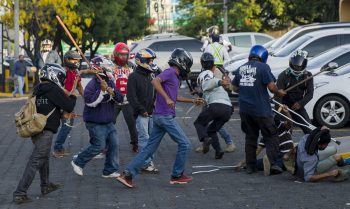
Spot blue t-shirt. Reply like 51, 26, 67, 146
232, 60, 275, 117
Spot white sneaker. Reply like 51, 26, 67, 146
93, 153, 105, 159
71, 161, 83, 176
102, 172, 121, 178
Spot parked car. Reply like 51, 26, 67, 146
224, 28, 350, 74
130, 35, 203, 83
226, 40, 276, 62
269, 21, 350, 53
220, 32, 274, 56
271, 44, 350, 78
305, 63, 350, 128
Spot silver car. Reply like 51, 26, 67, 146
130, 35, 203, 82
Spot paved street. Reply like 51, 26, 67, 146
1, 89, 350, 209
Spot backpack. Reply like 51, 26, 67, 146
15, 95, 55, 138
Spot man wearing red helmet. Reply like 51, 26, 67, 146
112, 42, 138, 152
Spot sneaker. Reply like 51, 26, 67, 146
246, 166, 257, 174
41, 183, 63, 195
225, 144, 236, 153
132, 144, 139, 153
52, 150, 64, 158
195, 146, 204, 153
170, 174, 193, 184
102, 172, 121, 178
71, 161, 83, 176
142, 162, 159, 174
13, 195, 32, 204
215, 151, 224, 159
270, 165, 283, 175
93, 153, 105, 159
116, 174, 134, 188
62, 149, 71, 156
333, 168, 350, 182
202, 137, 212, 154
263, 155, 271, 176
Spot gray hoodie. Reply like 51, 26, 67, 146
198, 70, 231, 106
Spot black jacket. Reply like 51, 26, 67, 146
127, 66, 154, 116
33, 81, 76, 133
276, 70, 313, 107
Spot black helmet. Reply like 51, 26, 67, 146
168, 48, 193, 78
39, 63, 66, 88
64, 50, 82, 69
200, 52, 214, 71
289, 49, 308, 76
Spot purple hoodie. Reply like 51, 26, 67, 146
83, 78, 123, 124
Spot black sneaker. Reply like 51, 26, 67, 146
270, 165, 283, 175
202, 137, 212, 154
41, 183, 63, 195
246, 166, 257, 174
13, 195, 32, 204
215, 151, 224, 159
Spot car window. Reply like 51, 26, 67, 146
329, 51, 350, 67
307, 48, 344, 68
273, 35, 311, 57
341, 34, 350, 44
130, 43, 138, 52
302, 35, 338, 57
148, 40, 202, 52
228, 35, 252, 48
255, 35, 272, 45
271, 27, 300, 49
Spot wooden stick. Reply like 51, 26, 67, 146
55, 15, 102, 81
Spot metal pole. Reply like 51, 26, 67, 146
157, 0, 160, 33
172, 0, 175, 32
14, 0, 19, 57
223, 0, 228, 34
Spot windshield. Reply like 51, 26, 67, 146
270, 27, 300, 49
273, 35, 312, 57
307, 48, 343, 68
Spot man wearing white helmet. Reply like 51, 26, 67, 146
34, 39, 61, 76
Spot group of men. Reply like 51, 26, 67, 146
12, 32, 350, 204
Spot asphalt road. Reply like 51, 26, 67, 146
1, 88, 350, 209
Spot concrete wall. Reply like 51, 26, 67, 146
340, 0, 350, 22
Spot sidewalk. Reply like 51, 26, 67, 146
0, 92, 30, 98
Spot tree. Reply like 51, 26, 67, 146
176, 0, 339, 37
62, 0, 149, 58
0, 0, 82, 61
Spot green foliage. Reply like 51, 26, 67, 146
176, 0, 340, 37
0, 0, 149, 59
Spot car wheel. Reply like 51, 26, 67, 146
314, 96, 349, 129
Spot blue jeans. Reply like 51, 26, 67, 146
126, 115, 191, 177
218, 127, 233, 145
12, 75, 24, 96
54, 118, 74, 151
74, 122, 119, 175
136, 115, 153, 166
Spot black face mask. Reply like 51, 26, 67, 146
179, 70, 188, 79
318, 146, 326, 151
